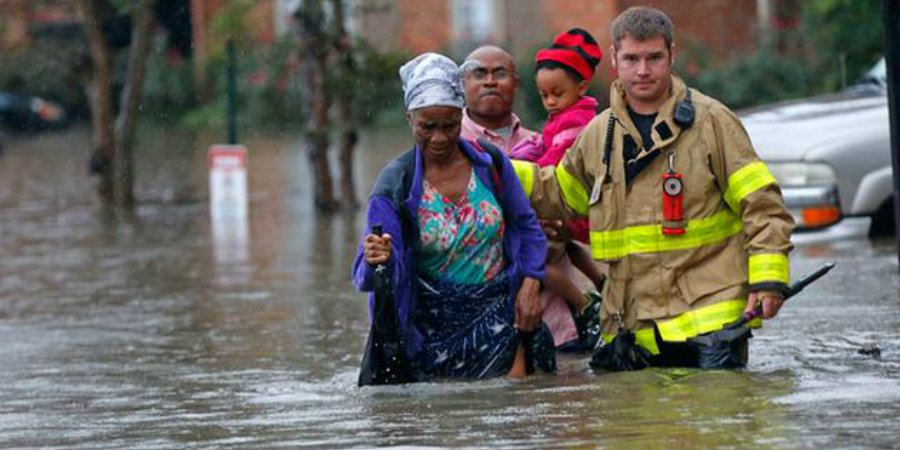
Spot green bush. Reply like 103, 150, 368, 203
680, 49, 812, 110
343, 42, 409, 127
176, 37, 409, 133
800, 0, 883, 93
140, 35, 196, 124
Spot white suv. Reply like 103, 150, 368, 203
740, 59, 893, 240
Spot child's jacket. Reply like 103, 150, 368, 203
536, 96, 599, 168
536, 96, 598, 242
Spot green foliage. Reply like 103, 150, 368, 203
138, 34, 411, 132
237, 38, 306, 130
180, 36, 307, 132
680, 49, 812, 110
210, 0, 255, 42
515, 54, 545, 130
672, 0, 884, 110
342, 41, 409, 126
140, 35, 196, 124
799, 0, 884, 92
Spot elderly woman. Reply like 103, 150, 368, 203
353, 53, 555, 380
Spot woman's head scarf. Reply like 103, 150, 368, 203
399, 53, 474, 111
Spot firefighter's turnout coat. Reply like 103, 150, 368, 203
513, 75, 795, 354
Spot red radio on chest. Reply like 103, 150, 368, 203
662, 152, 685, 235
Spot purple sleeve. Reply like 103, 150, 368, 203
352, 195, 406, 292
497, 152, 547, 281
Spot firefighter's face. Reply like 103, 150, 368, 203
612, 34, 675, 108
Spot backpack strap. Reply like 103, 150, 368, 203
473, 138, 505, 202
371, 147, 417, 237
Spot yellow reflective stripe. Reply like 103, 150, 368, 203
748, 253, 789, 284
590, 209, 743, 260
724, 161, 777, 212
634, 328, 660, 355
556, 164, 589, 216
510, 160, 534, 198
601, 329, 660, 355
655, 299, 761, 342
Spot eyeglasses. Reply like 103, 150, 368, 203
467, 67, 511, 81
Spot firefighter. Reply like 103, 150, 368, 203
514, 6, 795, 369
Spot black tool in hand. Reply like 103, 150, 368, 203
725, 262, 835, 330
358, 224, 415, 386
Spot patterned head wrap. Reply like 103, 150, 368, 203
399, 53, 474, 111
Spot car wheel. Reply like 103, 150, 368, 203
869, 198, 896, 238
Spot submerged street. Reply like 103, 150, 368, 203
0, 127, 898, 449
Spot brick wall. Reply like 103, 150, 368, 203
541, 0, 618, 49
502, 0, 546, 61
350, 0, 761, 71
539, 0, 621, 86
620, 0, 758, 61
0, 0, 79, 51
355, 0, 400, 54
0, 0, 30, 51
397, 0, 451, 55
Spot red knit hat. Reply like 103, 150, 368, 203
535, 28, 602, 81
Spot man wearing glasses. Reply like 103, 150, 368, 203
460, 46, 539, 154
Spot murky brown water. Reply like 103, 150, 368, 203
1, 126, 898, 449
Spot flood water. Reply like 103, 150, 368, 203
1, 126, 898, 450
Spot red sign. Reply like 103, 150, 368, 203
208, 145, 247, 169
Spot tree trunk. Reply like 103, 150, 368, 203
80, 0, 156, 207
80, 0, 116, 202
297, 0, 338, 212
114, 0, 156, 207
330, 0, 359, 210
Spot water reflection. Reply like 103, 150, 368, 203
0, 126, 897, 449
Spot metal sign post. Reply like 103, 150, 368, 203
209, 145, 249, 267
227, 39, 238, 145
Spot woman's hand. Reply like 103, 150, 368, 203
514, 277, 543, 331
363, 233, 392, 265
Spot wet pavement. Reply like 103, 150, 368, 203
0, 126, 898, 449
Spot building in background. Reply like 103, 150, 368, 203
354, 0, 803, 81
0, 0, 80, 51
2, 0, 804, 82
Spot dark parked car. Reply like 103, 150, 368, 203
0, 91, 67, 133
740, 59, 892, 241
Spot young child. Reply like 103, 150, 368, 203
515, 28, 606, 345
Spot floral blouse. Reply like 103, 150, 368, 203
415, 167, 505, 284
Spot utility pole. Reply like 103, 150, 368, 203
883, 0, 900, 268
756, 0, 772, 49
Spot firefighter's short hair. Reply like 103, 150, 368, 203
611, 6, 675, 50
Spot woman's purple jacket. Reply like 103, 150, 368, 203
352, 139, 547, 358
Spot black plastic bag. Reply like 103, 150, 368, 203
358, 226, 415, 386
687, 326, 751, 369
589, 327, 653, 372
